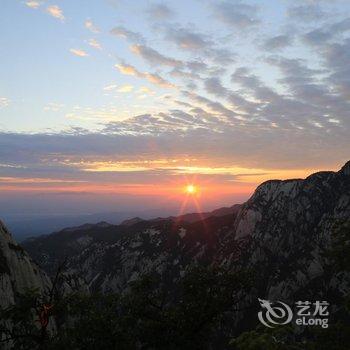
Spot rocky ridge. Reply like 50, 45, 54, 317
0, 221, 51, 310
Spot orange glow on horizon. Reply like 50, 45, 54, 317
0, 165, 333, 207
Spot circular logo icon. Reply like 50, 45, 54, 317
258, 298, 293, 328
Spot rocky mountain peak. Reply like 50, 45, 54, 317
0, 219, 51, 309
0, 220, 11, 238
340, 160, 350, 175
120, 217, 145, 226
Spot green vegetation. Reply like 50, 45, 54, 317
0, 266, 252, 349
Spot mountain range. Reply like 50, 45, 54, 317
1, 161, 350, 348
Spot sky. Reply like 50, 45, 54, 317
0, 0, 350, 216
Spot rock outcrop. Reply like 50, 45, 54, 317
0, 221, 51, 309
230, 163, 350, 300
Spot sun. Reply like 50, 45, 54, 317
185, 184, 197, 194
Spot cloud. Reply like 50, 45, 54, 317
204, 77, 228, 97
331, 18, 350, 34
121, 25, 233, 77
0, 111, 347, 186
46, 5, 65, 21
263, 35, 293, 51
65, 105, 121, 122
130, 44, 183, 67
147, 3, 174, 20
85, 19, 100, 33
114, 63, 174, 88
170, 68, 200, 81
324, 39, 350, 99
166, 27, 212, 50
265, 56, 321, 87
88, 38, 102, 50
206, 48, 236, 65
0, 97, 10, 109
117, 85, 134, 93
110, 26, 145, 43
138, 86, 154, 95
103, 84, 118, 91
303, 29, 333, 46
182, 91, 238, 119
223, 56, 348, 131
303, 18, 350, 46
144, 72, 175, 88
212, 1, 259, 29
25, 1, 40, 9
115, 63, 140, 76
70, 49, 89, 57
287, 4, 325, 21
186, 60, 208, 73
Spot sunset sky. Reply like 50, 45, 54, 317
1, 0, 350, 215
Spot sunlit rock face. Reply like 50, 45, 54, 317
231, 163, 350, 300
0, 221, 51, 309
21, 161, 350, 301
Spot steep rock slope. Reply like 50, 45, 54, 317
0, 221, 51, 309
226, 161, 350, 301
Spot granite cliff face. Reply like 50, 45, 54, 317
231, 161, 350, 300
20, 161, 350, 303
0, 221, 51, 310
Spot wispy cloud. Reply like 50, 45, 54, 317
103, 84, 118, 92
145, 72, 175, 88
0, 125, 344, 191
88, 38, 102, 50
166, 27, 212, 50
46, 5, 65, 21
138, 86, 154, 95
0, 97, 10, 109
303, 18, 350, 46
115, 63, 140, 76
85, 18, 100, 33
287, 4, 325, 22
212, 1, 259, 29
147, 3, 175, 20
65, 105, 121, 122
117, 85, 134, 93
110, 26, 145, 43
25, 1, 41, 9
263, 35, 294, 51
114, 63, 174, 88
130, 44, 183, 67
70, 48, 89, 57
